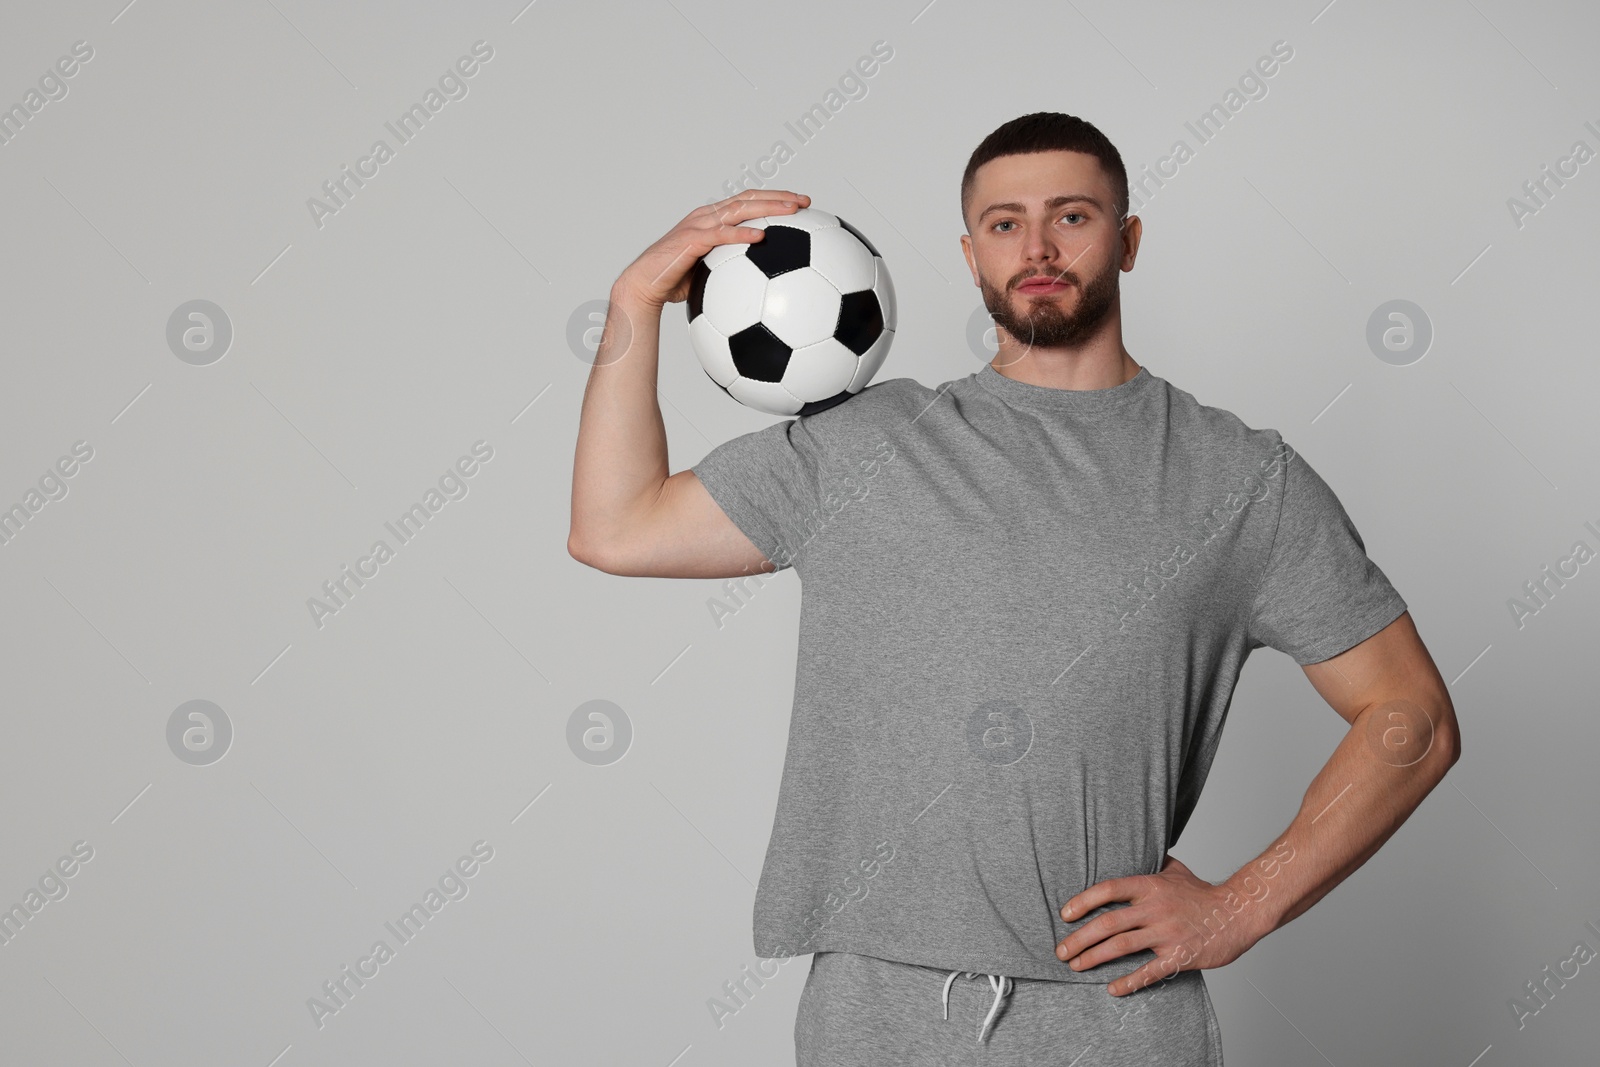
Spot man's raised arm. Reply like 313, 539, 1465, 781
567, 190, 810, 579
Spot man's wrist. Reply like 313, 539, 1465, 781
609, 281, 664, 318
1219, 869, 1290, 946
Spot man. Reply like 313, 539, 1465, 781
569, 112, 1460, 1066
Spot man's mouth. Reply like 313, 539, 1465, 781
1017, 277, 1070, 293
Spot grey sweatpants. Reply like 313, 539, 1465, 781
794, 951, 1223, 1066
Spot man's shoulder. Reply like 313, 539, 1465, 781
795, 375, 938, 433
1158, 374, 1286, 458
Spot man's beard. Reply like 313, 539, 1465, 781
979, 258, 1119, 357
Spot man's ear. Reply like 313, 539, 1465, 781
959, 233, 980, 287
1120, 214, 1143, 270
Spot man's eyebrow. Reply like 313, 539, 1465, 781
977, 194, 1104, 222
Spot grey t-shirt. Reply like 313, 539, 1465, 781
690, 361, 1407, 983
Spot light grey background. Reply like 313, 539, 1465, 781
1, 0, 1596, 1064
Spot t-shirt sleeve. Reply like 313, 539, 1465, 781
690, 416, 830, 573
1247, 440, 1408, 665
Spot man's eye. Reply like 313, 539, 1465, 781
992, 213, 1086, 233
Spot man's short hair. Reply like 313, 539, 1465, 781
960, 112, 1130, 233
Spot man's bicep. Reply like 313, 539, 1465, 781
592, 469, 777, 579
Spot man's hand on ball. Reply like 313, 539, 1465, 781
613, 189, 811, 311
1055, 855, 1269, 996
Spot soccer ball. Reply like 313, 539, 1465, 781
686, 207, 896, 416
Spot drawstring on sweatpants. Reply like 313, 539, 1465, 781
941, 969, 1014, 1044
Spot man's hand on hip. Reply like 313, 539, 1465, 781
1055, 854, 1270, 996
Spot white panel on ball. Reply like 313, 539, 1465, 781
702, 242, 748, 271
783, 337, 861, 400
687, 315, 738, 386
700, 256, 768, 335
762, 269, 846, 348
807, 225, 878, 294
872, 258, 898, 331
728, 376, 803, 416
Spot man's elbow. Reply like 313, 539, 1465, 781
1440, 713, 1463, 768
571, 530, 649, 576
1428, 693, 1463, 772
567, 531, 614, 573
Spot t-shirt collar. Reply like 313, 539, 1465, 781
973, 360, 1157, 411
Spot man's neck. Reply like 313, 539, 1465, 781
990, 347, 1142, 391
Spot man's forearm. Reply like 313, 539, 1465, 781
1223, 693, 1461, 942
569, 288, 667, 553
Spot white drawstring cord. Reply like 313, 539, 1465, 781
941, 969, 1014, 1043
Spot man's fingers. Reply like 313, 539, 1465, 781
699, 191, 809, 224
1063, 927, 1159, 972
699, 196, 785, 220
695, 196, 807, 237
1108, 939, 1197, 996
1061, 875, 1143, 922
1107, 957, 1179, 997
1055, 905, 1145, 963
721, 188, 808, 204
621, 189, 814, 311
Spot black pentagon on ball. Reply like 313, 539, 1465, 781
727, 323, 793, 383
745, 225, 810, 279
836, 215, 880, 257
797, 389, 856, 417
686, 257, 711, 320
835, 290, 885, 356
